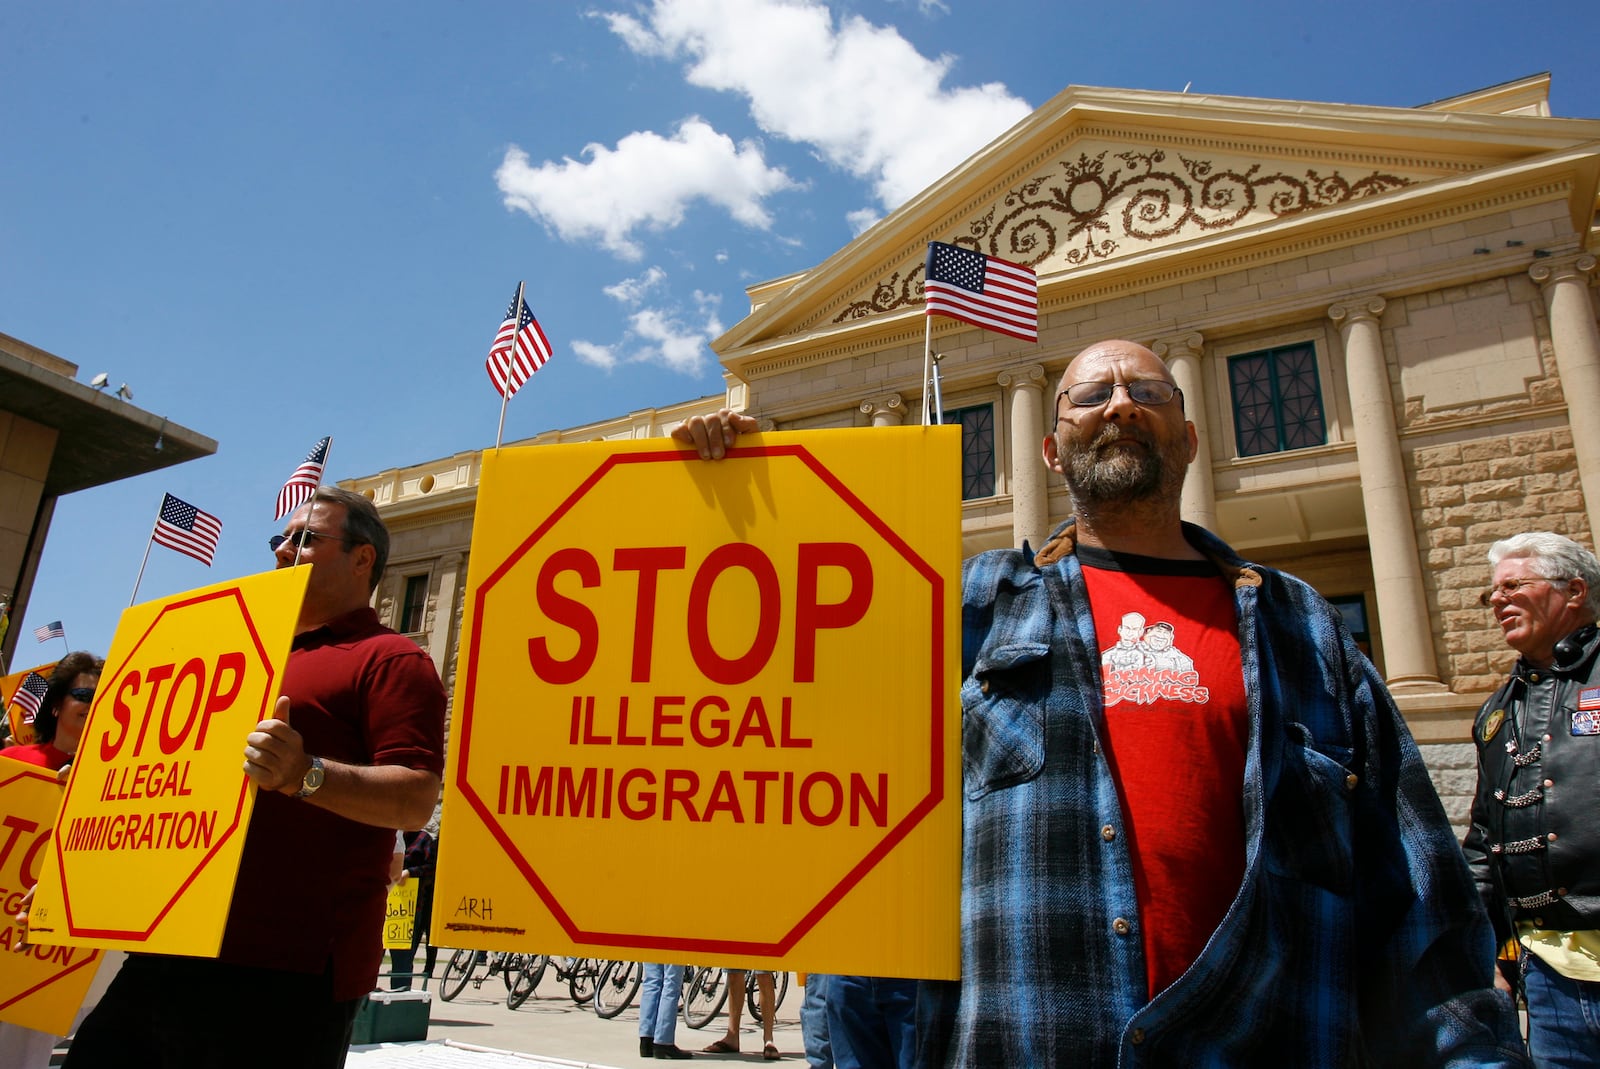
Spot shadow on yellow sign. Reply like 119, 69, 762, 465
28, 567, 308, 956
435, 428, 961, 978
0, 756, 102, 1034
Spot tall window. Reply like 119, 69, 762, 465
400, 574, 428, 633
1229, 343, 1327, 457
941, 403, 995, 500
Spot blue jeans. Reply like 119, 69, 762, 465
802, 973, 833, 1068
825, 975, 916, 1069
1524, 953, 1600, 1068
638, 963, 684, 1046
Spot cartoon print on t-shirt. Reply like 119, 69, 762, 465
1101, 612, 1208, 706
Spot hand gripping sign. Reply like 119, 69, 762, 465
434, 427, 961, 979
28, 567, 309, 956
0, 758, 103, 1034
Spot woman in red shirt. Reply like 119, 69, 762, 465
3, 651, 103, 774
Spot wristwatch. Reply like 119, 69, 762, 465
294, 755, 325, 799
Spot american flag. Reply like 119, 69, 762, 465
33, 621, 64, 643
486, 285, 553, 399
923, 241, 1039, 343
152, 493, 223, 566
8, 671, 49, 724
275, 436, 331, 520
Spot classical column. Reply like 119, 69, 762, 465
1531, 254, 1600, 538
1153, 332, 1216, 532
1330, 297, 1443, 691
999, 365, 1049, 549
859, 393, 906, 427
428, 553, 462, 676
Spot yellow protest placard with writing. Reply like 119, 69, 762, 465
28, 567, 308, 955
434, 428, 961, 978
0, 757, 103, 1034
385, 879, 419, 950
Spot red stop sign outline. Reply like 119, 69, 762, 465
54, 587, 275, 940
456, 444, 948, 955
0, 765, 101, 1013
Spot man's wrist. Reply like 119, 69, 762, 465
292, 755, 326, 799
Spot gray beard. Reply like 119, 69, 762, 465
1061, 425, 1181, 507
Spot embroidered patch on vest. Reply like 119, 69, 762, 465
1578, 686, 1600, 710
1572, 708, 1600, 736
1480, 708, 1505, 742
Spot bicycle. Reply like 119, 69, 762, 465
593, 958, 644, 1019
437, 949, 517, 1002
505, 954, 602, 1009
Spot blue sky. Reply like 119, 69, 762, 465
4, 0, 1597, 659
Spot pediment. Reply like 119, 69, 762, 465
716, 83, 1600, 355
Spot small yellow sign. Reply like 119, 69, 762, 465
435, 429, 961, 978
28, 567, 308, 955
385, 879, 419, 950
0, 756, 103, 1035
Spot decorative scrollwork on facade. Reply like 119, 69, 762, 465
835, 148, 1412, 323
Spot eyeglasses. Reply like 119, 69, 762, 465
1479, 576, 1570, 607
67, 687, 95, 703
269, 528, 350, 553
1058, 380, 1181, 409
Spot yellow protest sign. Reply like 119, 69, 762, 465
0, 757, 103, 1034
2, 664, 56, 748
384, 879, 419, 950
28, 567, 308, 955
435, 428, 961, 978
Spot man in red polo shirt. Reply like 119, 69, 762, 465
66, 486, 446, 1069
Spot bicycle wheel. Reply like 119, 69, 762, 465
438, 949, 477, 1002
742, 972, 787, 1024
568, 957, 598, 1005
507, 954, 544, 1010
500, 952, 526, 991
593, 959, 643, 1019
684, 966, 728, 1029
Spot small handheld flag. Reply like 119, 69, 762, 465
152, 493, 223, 566
486, 284, 553, 400
7, 671, 49, 723
276, 436, 332, 520
33, 621, 64, 643
924, 241, 1039, 343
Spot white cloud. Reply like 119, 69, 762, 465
604, 0, 1030, 209
604, 266, 668, 304
582, 276, 724, 376
846, 207, 881, 235
571, 339, 619, 371
496, 118, 799, 260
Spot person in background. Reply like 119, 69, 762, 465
1463, 531, 1600, 1067
2, 651, 102, 775
389, 826, 438, 991
702, 969, 777, 1060
637, 963, 692, 1059
825, 975, 914, 1069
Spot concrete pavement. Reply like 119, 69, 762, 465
349, 969, 807, 1069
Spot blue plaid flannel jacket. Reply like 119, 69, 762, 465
917, 522, 1528, 1068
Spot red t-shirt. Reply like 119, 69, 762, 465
217, 607, 446, 1000
1080, 547, 1247, 997
0, 740, 72, 771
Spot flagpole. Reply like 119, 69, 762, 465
57, 628, 69, 656
291, 437, 335, 568
130, 502, 162, 606
494, 281, 526, 450
922, 316, 934, 426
